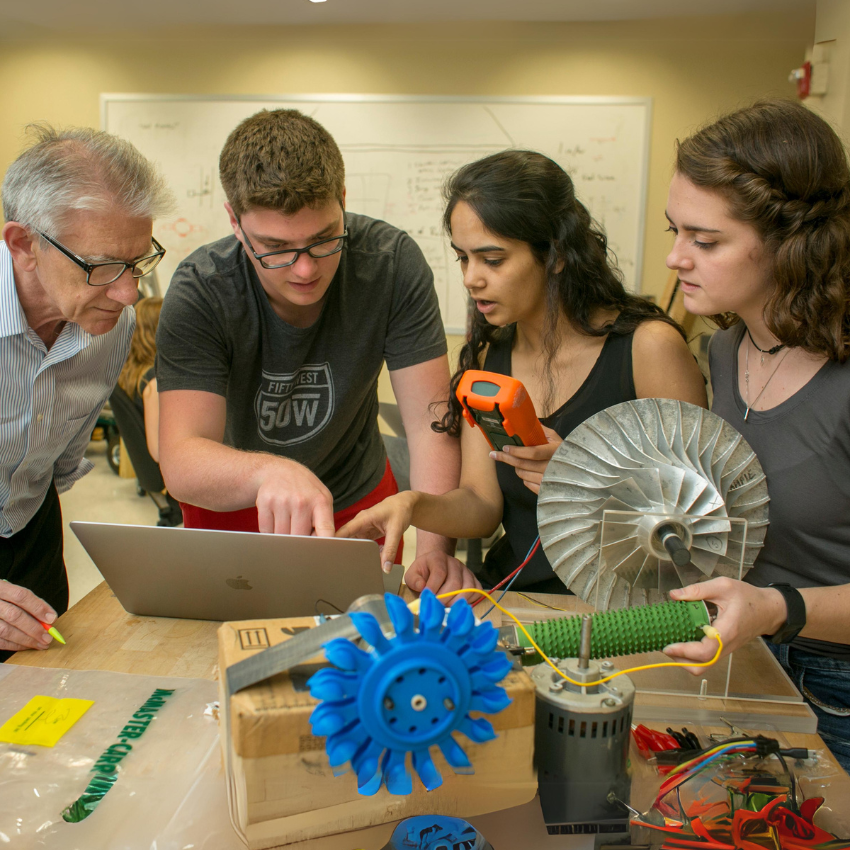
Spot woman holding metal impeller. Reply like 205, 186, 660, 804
659, 100, 850, 771
338, 150, 707, 598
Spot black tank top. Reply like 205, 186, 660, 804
480, 325, 637, 592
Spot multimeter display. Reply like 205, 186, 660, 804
470, 380, 500, 397
456, 370, 547, 451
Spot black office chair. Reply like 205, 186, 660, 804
109, 385, 183, 527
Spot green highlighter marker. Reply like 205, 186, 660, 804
38, 620, 66, 645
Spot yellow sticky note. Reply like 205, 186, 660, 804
0, 696, 94, 747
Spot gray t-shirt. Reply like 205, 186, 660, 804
157, 212, 447, 512
709, 324, 850, 657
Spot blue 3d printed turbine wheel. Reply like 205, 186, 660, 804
307, 589, 513, 796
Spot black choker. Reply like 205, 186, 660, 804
747, 328, 785, 356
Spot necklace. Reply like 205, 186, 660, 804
744, 334, 790, 420
746, 328, 785, 366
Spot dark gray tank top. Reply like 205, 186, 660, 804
709, 324, 850, 658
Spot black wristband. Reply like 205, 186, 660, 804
765, 583, 807, 645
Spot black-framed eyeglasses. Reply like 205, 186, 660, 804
37, 231, 166, 287
239, 224, 348, 269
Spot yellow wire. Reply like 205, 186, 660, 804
435, 588, 723, 689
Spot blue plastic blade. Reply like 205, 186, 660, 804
384, 593, 416, 643
351, 612, 393, 655
418, 589, 445, 642
458, 715, 496, 744
470, 686, 512, 714
307, 668, 362, 701
464, 621, 499, 656
438, 735, 473, 773
382, 749, 413, 796
445, 600, 475, 640
352, 740, 386, 795
357, 769, 383, 797
412, 749, 443, 791
323, 637, 373, 673
326, 724, 368, 767
469, 654, 513, 687
309, 699, 357, 736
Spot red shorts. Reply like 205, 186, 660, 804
179, 460, 403, 562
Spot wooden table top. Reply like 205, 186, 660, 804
6, 581, 836, 739
8, 580, 850, 835
8, 581, 221, 679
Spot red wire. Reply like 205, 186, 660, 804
471, 538, 541, 608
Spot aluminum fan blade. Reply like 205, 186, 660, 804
538, 399, 769, 609
689, 547, 721, 577
608, 545, 652, 587
632, 553, 660, 589
598, 517, 643, 545
672, 560, 705, 587
547, 542, 600, 584
676, 469, 711, 514
691, 534, 728, 557
691, 517, 733, 537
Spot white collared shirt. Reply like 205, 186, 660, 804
0, 241, 135, 537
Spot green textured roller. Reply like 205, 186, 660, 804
517, 600, 710, 662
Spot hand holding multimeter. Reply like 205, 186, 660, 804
456, 370, 558, 494
456, 370, 548, 451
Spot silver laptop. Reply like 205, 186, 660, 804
70, 522, 405, 621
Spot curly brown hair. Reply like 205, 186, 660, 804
219, 109, 345, 218
118, 297, 162, 398
675, 99, 850, 362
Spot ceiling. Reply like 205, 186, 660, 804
0, 0, 814, 37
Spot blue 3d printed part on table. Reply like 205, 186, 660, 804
307, 589, 514, 796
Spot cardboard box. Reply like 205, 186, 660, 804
218, 615, 537, 849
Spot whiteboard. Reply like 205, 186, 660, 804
102, 94, 651, 333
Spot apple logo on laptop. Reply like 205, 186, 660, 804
226, 575, 253, 591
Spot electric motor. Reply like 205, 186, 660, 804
530, 658, 634, 835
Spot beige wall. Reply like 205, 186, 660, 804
809, 0, 850, 141
0, 13, 811, 292
0, 12, 811, 387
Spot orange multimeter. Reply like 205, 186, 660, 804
456, 370, 547, 451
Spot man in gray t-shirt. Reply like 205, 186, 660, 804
157, 109, 467, 585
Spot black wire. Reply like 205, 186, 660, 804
515, 592, 569, 611
315, 598, 344, 615
776, 752, 798, 813
676, 784, 687, 825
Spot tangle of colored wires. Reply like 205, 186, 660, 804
650, 735, 807, 818
473, 536, 540, 616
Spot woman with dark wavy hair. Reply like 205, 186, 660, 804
660, 100, 850, 770
339, 150, 706, 596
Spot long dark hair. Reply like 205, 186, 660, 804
676, 99, 850, 362
434, 150, 682, 436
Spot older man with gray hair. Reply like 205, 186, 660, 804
0, 125, 173, 659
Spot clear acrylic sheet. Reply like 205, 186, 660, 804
0, 664, 238, 849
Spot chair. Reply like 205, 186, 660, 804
379, 402, 411, 493
108, 385, 182, 526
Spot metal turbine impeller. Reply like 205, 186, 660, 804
537, 399, 769, 609
307, 590, 513, 796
